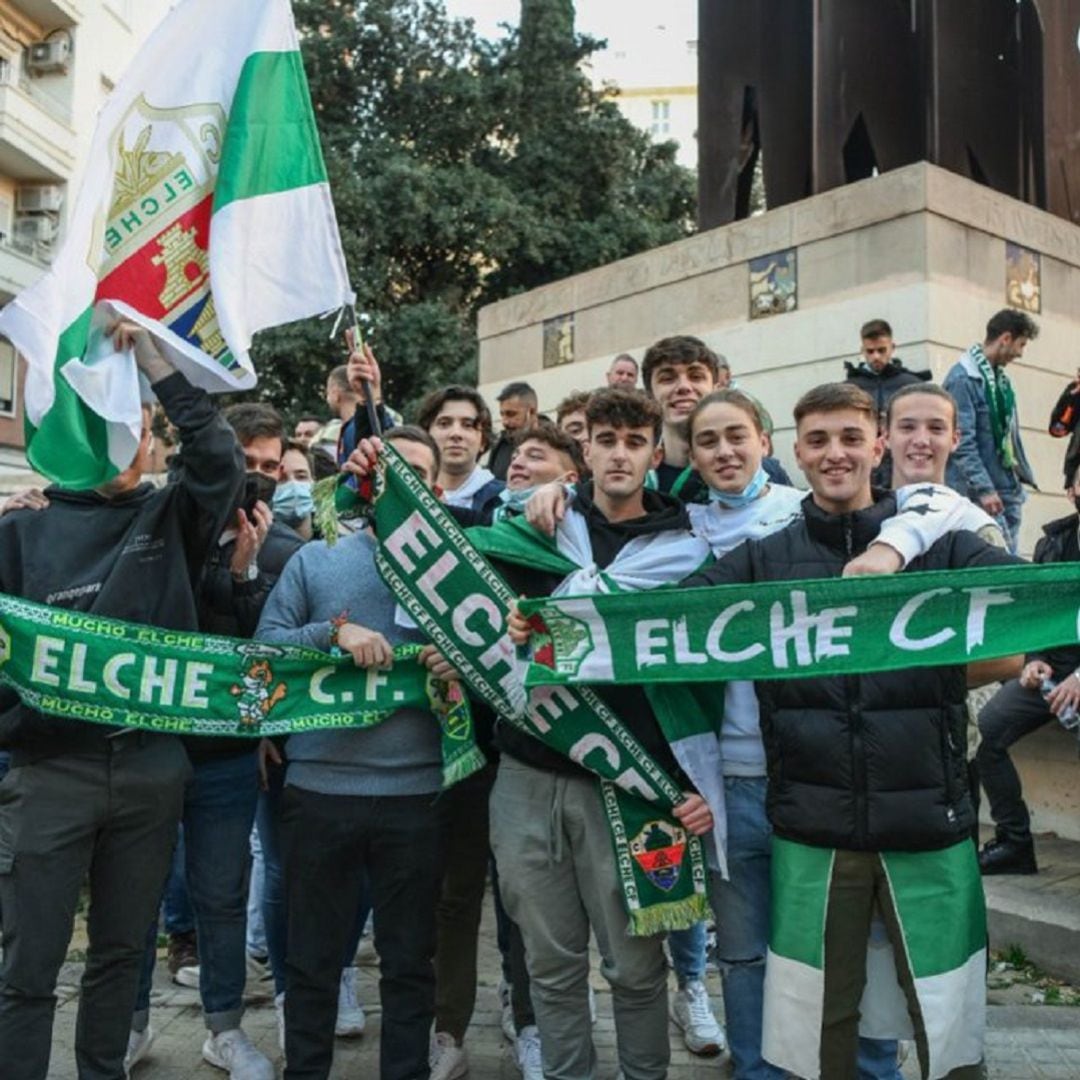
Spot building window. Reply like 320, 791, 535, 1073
650, 100, 671, 137
0, 341, 15, 416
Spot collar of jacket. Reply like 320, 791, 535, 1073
801, 490, 898, 555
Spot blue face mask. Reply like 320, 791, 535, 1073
272, 480, 314, 525
707, 465, 769, 509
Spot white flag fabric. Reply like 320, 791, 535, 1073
0, 0, 352, 487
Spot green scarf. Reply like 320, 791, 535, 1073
971, 343, 1017, 469
333, 446, 711, 934
0, 593, 484, 788
514, 562, 1080, 687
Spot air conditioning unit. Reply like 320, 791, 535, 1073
27, 39, 71, 76
16, 185, 63, 214
13, 214, 57, 244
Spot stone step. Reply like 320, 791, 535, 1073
984, 833, 1080, 984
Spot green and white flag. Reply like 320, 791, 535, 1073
0, 0, 352, 488
764, 838, 985, 1079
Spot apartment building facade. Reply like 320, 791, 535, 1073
0, 0, 171, 483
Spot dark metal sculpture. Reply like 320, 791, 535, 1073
698, 0, 1080, 228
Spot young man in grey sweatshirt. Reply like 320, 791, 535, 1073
256, 427, 447, 1080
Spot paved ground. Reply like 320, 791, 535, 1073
45, 888, 1080, 1080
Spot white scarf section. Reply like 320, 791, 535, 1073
550, 509, 728, 873
687, 484, 806, 556
442, 465, 497, 509
551, 507, 711, 597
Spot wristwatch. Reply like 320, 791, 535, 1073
232, 562, 259, 583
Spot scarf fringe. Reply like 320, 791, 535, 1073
442, 744, 488, 789
627, 893, 712, 937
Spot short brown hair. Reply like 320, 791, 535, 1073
641, 335, 721, 396
884, 383, 958, 429
414, 386, 493, 452
514, 425, 586, 476
684, 389, 766, 442
556, 391, 591, 426
585, 389, 663, 443
793, 383, 877, 425
860, 318, 893, 340
222, 402, 286, 453
327, 365, 354, 396
386, 424, 441, 476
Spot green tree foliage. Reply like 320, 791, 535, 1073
252, 0, 695, 421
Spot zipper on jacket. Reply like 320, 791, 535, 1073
842, 515, 868, 845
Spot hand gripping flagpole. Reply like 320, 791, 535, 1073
345, 302, 384, 436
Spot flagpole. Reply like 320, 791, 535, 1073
347, 304, 382, 437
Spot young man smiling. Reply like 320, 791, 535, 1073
683, 383, 1018, 1080
491, 389, 714, 1080
416, 386, 504, 514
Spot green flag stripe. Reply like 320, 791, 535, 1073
769, 836, 834, 969
214, 50, 329, 213
26, 307, 115, 489
881, 843, 986, 978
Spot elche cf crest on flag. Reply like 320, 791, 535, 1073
0, 0, 353, 489
95, 99, 239, 376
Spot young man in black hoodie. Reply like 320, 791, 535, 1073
683, 383, 1017, 1080
843, 319, 931, 487
491, 389, 713, 1080
0, 321, 244, 1080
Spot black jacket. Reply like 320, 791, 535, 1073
683, 493, 1019, 852
844, 358, 932, 416
0, 373, 244, 759
1028, 512, 1080, 677
188, 518, 305, 764
1048, 382, 1080, 486
487, 433, 514, 482
490, 482, 691, 782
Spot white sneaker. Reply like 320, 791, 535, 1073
671, 980, 726, 1057
335, 967, 366, 1037
202, 1028, 276, 1079
124, 1026, 154, 1076
174, 963, 200, 989
274, 992, 286, 1053
429, 1031, 469, 1080
498, 979, 515, 1043
514, 1024, 543, 1080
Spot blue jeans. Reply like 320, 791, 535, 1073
163, 828, 194, 935
996, 492, 1023, 555
710, 778, 901, 1080
135, 751, 260, 1032
668, 921, 706, 986
246, 826, 268, 959
256, 757, 369, 996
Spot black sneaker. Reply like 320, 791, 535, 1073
978, 837, 1038, 876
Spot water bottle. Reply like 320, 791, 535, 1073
1040, 677, 1080, 730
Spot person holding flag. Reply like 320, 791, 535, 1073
0, 321, 244, 1080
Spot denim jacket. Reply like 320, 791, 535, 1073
943, 347, 1036, 498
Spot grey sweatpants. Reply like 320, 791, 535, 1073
490, 757, 669, 1080
0, 734, 189, 1080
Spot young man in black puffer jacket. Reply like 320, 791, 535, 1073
684, 383, 1018, 1080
